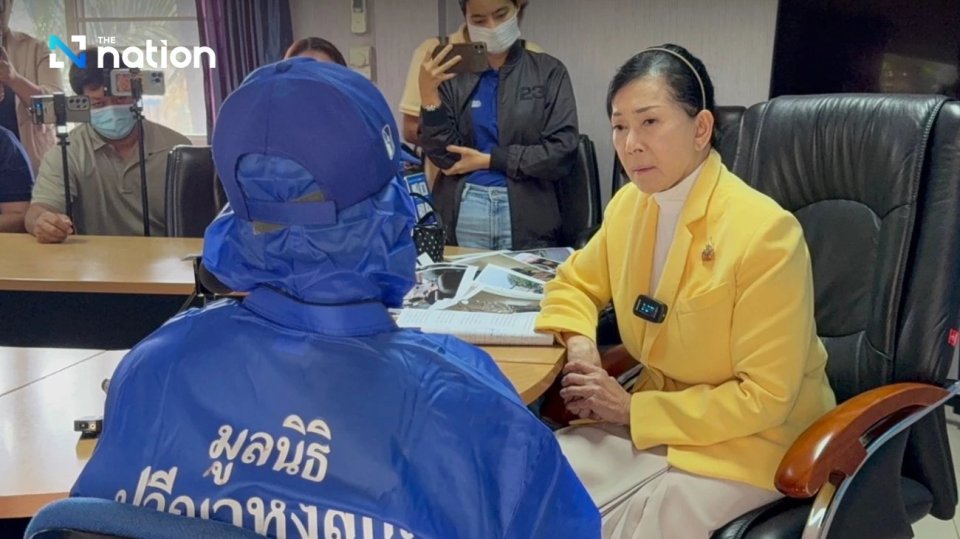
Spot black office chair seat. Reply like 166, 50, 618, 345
713, 476, 933, 539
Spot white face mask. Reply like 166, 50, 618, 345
467, 12, 521, 55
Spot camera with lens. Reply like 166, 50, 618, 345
29, 93, 91, 125
108, 68, 166, 97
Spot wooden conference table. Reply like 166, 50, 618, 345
0, 233, 200, 295
0, 234, 203, 348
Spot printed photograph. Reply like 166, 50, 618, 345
446, 289, 541, 315
474, 266, 545, 298
515, 247, 574, 264
511, 253, 561, 273
451, 252, 554, 282
403, 264, 471, 308
509, 265, 554, 282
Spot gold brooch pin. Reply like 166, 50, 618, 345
701, 240, 715, 262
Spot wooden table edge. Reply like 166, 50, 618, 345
0, 492, 66, 519
0, 280, 195, 295
505, 358, 564, 405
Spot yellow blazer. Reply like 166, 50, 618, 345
537, 151, 836, 491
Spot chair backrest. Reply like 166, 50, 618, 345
26, 497, 262, 538
610, 105, 746, 194
557, 134, 602, 247
164, 145, 221, 238
732, 93, 960, 518
714, 105, 745, 170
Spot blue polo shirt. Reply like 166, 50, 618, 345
466, 69, 508, 188
0, 125, 33, 203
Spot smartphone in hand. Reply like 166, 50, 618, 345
431, 41, 489, 74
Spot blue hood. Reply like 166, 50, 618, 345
202, 153, 417, 307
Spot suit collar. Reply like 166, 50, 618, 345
674, 150, 722, 230
640, 150, 723, 359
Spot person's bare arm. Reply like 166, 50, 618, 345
0, 201, 28, 232
0, 45, 44, 103
402, 114, 420, 146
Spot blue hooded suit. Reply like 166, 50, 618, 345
71, 59, 599, 538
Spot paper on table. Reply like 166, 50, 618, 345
396, 309, 554, 346
473, 265, 545, 299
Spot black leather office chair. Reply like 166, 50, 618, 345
164, 145, 222, 238
712, 94, 960, 538
610, 105, 746, 195
715, 105, 745, 170
557, 134, 602, 248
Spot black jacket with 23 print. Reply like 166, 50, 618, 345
419, 40, 580, 249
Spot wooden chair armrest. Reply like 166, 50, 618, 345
775, 382, 948, 498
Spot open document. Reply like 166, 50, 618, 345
396, 310, 553, 346
395, 248, 574, 345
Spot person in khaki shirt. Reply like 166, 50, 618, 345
0, 0, 64, 173
25, 47, 189, 243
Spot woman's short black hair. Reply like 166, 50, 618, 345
606, 44, 717, 144
458, 0, 521, 15
69, 46, 128, 94
284, 37, 347, 67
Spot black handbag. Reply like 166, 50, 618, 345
410, 192, 445, 263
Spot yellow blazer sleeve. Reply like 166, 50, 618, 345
631, 212, 818, 449
535, 196, 621, 341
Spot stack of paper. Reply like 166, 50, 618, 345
396, 248, 574, 345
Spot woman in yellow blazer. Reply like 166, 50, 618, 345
535, 44, 836, 539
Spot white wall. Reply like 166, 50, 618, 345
290, 0, 437, 127
290, 0, 780, 202
519, 0, 779, 201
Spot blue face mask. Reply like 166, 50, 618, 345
90, 104, 136, 140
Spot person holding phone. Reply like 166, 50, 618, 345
416, 0, 579, 250
398, 0, 539, 146
535, 45, 835, 538
0, 0, 63, 173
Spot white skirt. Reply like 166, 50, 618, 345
556, 424, 783, 539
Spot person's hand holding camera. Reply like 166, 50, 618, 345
32, 210, 74, 243
418, 43, 461, 111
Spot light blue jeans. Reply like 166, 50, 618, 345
456, 183, 512, 250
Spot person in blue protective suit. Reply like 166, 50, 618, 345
69, 58, 600, 539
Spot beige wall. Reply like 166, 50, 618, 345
519, 0, 779, 201
290, 0, 779, 202
289, 0, 437, 127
